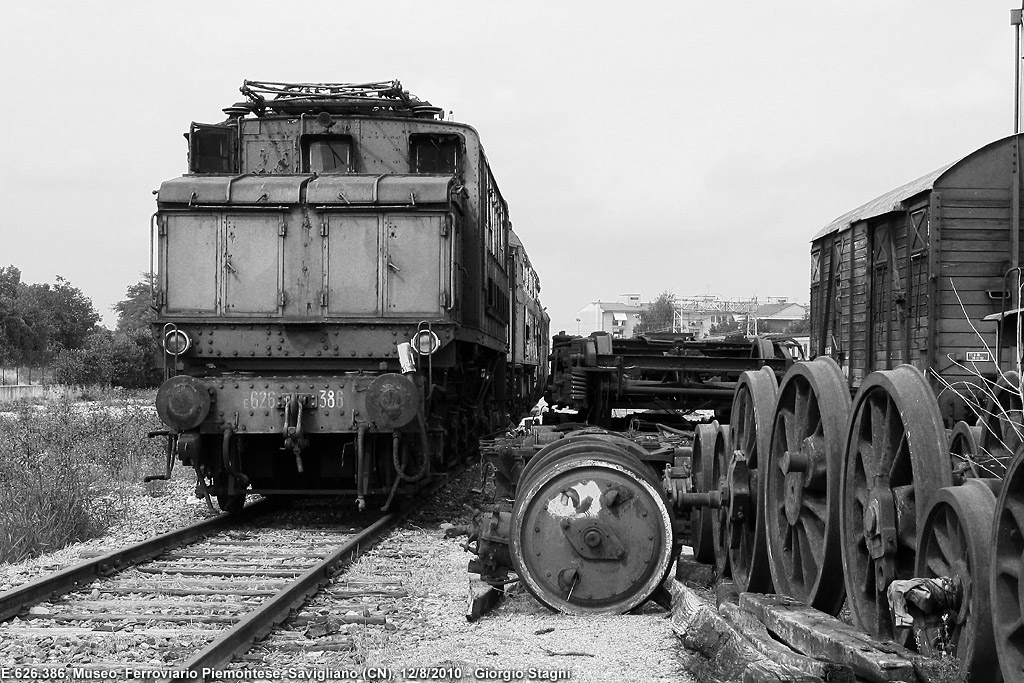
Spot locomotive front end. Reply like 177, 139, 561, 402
150, 80, 526, 513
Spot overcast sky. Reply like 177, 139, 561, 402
0, 1, 1017, 333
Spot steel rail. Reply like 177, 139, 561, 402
182, 470, 460, 677
0, 499, 273, 621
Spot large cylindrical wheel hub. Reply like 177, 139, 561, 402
510, 449, 674, 614
840, 365, 952, 639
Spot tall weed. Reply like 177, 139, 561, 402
0, 389, 165, 563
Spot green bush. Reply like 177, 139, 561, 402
53, 328, 161, 390
0, 391, 165, 563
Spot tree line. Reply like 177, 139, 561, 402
0, 266, 159, 388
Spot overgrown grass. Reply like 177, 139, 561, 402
0, 387, 165, 563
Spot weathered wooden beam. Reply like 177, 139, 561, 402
739, 593, 918, 683
670, 581, 823, 682
719, 602, 852, 682
466, 580, 504, 622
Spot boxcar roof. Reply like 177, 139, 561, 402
811, 161, 954, 242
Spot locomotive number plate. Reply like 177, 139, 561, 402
242, 389, 345, 410
315, 389, 342, 408
965, 351, 991, 363
245, 391, 278, 409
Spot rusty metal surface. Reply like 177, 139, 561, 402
915, 480, 998, 677
765, 358, 850, 616
839, 365, 952, 639
725, 367, 779, 594
155, 375, 212, 431
509, 449, 675, 614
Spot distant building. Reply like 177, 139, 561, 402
740, 301, 808, 335
575, 294, 647, 339
572, 294, 807, 340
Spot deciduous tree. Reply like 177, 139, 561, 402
636, 291, 677, 335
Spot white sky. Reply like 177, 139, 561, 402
0, 1, 1017, 332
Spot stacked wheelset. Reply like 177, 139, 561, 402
687, 359, 1024, 681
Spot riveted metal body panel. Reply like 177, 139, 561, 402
386, 214, 444, 315
223, 214, 282, 315
198, 374, 387, 435
307, 175, 452, 205
325, 215, 381, 315
177, 322, 459, 365
165, 214, 219, 313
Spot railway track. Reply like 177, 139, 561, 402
0, 478, 453, 677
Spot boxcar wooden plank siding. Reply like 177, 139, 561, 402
808, 134, 1024, 422
941, 207, 1011, 220
941, 238, 1013, 253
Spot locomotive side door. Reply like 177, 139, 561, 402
384, 214, 447, 316
222, 214, 283, 316
162, 213, 219, 313
323, 214, 381, 316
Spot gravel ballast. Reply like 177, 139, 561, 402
0, 463, 703, 681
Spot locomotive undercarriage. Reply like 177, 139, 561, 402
157, 339, 510, 514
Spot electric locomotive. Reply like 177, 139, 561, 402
150, 80, 548, 513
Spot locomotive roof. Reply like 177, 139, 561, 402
811, 161, 954, 242
228, 79, 443, 119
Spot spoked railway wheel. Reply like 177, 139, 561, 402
724, 367, 779, 594
915, 479, 999, 679
978, 371, 1020, 479
946, 421, 995, 481
509, 445, 675, 614
689, 423, 719, 564
765, 357, 850, 615
992, 446, 1024, 682
711, 424, 733, 578
840, 365, 952, 639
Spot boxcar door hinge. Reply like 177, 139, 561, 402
320, 292, 328, 307
278, 291, 287, 307
279, 221, 287, 237
158, 219, 168, 237
320, 222, 329, 237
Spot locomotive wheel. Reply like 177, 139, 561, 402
509, 448, 675, 614
217, 489, 246, 515
949, 421, 997, 480
992, 446, 1024, 682
711, 424, 732, 578
915, 479, 998, 677
688, 423, 719, 565
520, 429, 648, 490
765, 357, 850, 615
978, 371, 1020, 478
725, 367, 779, 594
840, 365, 952, 639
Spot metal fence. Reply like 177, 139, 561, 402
0, 366, 50, 386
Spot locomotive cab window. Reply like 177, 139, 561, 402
410, 134, 461, 174
189, 123, 238, 174
303, 135, 354, 174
